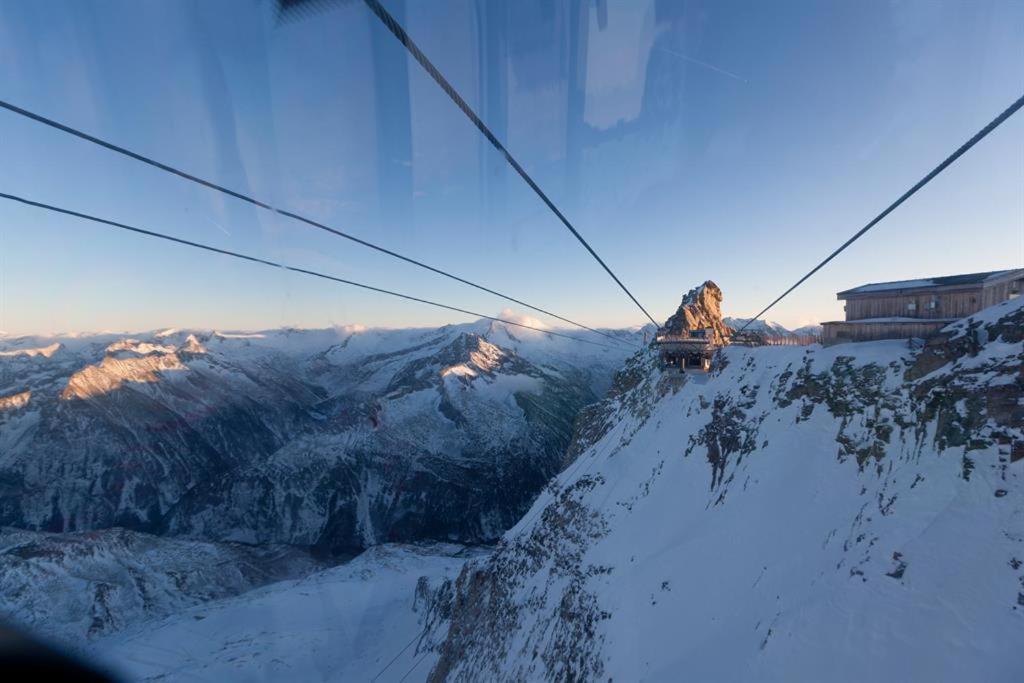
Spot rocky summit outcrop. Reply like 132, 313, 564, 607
422, 297, 1024, 682
659, 280, 733, 344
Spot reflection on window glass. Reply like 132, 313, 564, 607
0, 0, 1021, 680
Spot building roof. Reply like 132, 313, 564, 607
822, 317, 957, 325
837, 269, 1024, 297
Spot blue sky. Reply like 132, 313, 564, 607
0, 0, 1021, 336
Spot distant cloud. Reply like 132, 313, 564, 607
497, 308, 548, 330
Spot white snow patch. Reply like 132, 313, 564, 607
93, 544, 485, 682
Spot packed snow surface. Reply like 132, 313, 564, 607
93, 543, 484, 682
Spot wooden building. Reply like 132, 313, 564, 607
822, 269, 1023, 345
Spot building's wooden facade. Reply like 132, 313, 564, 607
822, 269, 1024, 345
822, 319, 952, 345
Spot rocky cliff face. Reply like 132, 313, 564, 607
422, 296, 1024, 681
0, 322, 639, 555
659, 280, 733, 343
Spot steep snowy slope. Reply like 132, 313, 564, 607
425, 297, 1024, 681
92, 543, 485, 682
0, 321, 638, 553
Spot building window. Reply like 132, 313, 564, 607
927, 298, 938, 310
907, 302, 917, 313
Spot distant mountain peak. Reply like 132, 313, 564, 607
181, 334, 207, 355
61, 353, 188, 400
105, 339, 177, 357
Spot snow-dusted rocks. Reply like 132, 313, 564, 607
423, 297, 1024, 681
0, 527, 321, 646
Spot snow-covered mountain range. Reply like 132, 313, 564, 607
0, 321, 641, 560
3, 291, 1021, 681
722, 317, 823, 337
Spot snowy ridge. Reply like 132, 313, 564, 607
0, 342, 63, 358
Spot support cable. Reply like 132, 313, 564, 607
360, 0, 659, 327
0, 98, 637, 349
739, 93, 1024, 332
0, 191, 625, 351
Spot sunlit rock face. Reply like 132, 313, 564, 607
424, 297, 1024, 682
659, 280, 734, 343
0, 322, 640, 554
0, 390, 30, 412
61, 353, 189, 400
